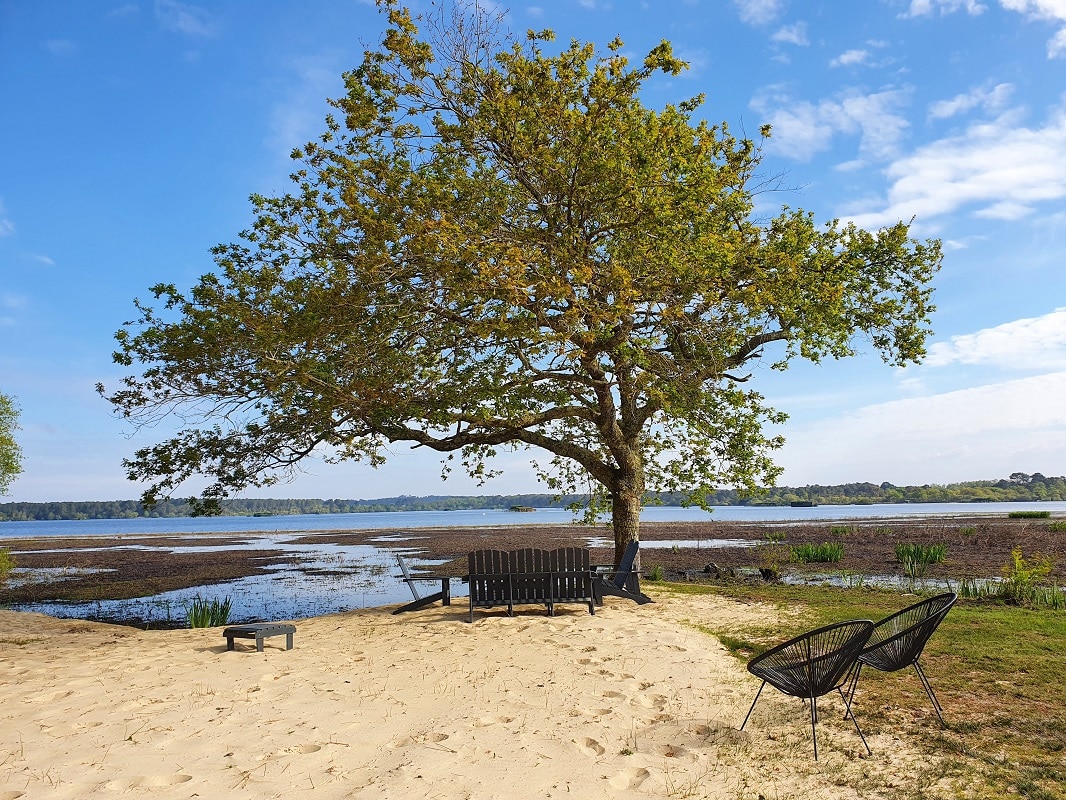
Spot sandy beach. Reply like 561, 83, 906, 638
0, 590, 951, 800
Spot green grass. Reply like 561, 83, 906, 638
185, 595, 232, 628
1009, 510, 1051, 519
896, 542, 948, 577
1047, 520, 1066, 532
790, 541, 844, 563
668, 580, 1066, 800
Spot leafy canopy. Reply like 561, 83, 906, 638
0, 392, 23, 496
101, 1, 940, 555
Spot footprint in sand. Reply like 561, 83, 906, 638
608, 767, 650, 790
104, 774, 192, 790
652, 743, 691, 759
0, 791, 24, 799
282, 744, 322, 754
573, 737, 606, 757
472, 716, 514, 728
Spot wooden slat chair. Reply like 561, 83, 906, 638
593, 540, 653, 605
468, 549, 513, 621
548, 547, 595, 617
512, 547, 552, 613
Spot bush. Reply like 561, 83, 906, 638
1047, 520, 1066, 532
791, 542, 844, 563
185, 595, 232, 628
0, 547, 14, 585
1009, 510, 1051, 519
999, 548, 1054, 607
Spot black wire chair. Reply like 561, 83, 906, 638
740, 619, 874, 760
845, 592, 957, 725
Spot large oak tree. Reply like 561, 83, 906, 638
102, 2, 940, 563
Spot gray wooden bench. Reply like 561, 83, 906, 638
467, 547, 595, 622
223, 623, 295, 652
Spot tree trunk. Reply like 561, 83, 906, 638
611, 467, 643, 568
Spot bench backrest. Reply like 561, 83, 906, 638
467, 547, 593, 605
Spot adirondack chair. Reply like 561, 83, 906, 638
392, 554, 452, 615
593, 540, 653, 605
466, 547, 596, 621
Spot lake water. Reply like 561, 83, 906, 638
4, 502, 1062, 625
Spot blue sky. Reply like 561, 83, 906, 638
2, 0, 1066, 503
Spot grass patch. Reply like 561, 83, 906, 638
1010, 510, 1051, 519
896, 542, 948, 577
790, 541, 844, 563
184, 595, 232, 628
661, 580, 1066, 799
1048, 520, 1066, 532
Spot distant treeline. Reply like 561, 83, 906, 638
1, 473, 1063, 522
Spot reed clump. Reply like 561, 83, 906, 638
895, 542, 948, 577
790, 542, 844, 563
185, 595, 232, 628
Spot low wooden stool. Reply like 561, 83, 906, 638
223, 623, 295, 652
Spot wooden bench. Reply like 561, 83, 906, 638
467, 547, 595, 622
223, 623, 295, 652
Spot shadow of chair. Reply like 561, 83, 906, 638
845, 592, 957, 725
740, 619, 874, 760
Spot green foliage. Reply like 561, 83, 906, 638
829, 525, 856, 537
755, 543, 787, 580
185, 596, 232, 628
790, 542, 844, 563
1010, 510, 1051, 519
1000, 548, 1055, 607
0, 392, 22, 496
100, 2, 940, 563
0, 547, 14, 585
762, 530, 787, 543
646, 564, 665, 582
895, 541, 948, 577
1048, 520, 1066, 532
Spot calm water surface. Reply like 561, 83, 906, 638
4, 502, 1062, 625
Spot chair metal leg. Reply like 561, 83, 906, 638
810, 695, 819, 761
913, 660, 946, 725
839, 686, 872, 756
740, 682, 766, 732
844, 662, 864, 719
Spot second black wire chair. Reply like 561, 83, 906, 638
740, 619, 874, 760
845, 592, 957, 724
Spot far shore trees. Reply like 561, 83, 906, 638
101, 1, 940, 565
0, 391, 23, 496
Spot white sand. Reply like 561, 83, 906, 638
0, 591, 950, 799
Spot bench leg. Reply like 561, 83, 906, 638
285, 632, 294, 650
226, 636, 235, 651
256, 635, 265, 652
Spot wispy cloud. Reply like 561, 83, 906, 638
751, 86, 910, 162
771, 22, 809, 46
154, 0, 217, 37
844, 103, 1066, 228
929, 82, 1013, 119
734, 0, 784, 26
526, 5, 544, 17
0, 198, 14, 237
107, 4, 139, 17
907, 0, 1066, 57
45, 39, 76, 56
268, 53, 346, 161
903, 0, 987, 16
830, 48, 870, 67
32, 254, 56, 267
925, 308, 1066, 370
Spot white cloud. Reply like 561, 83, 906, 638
107, 4, 139, 17
0, 198, 14, 237
154, 0, 217, 37
771, 22, 808, 45
904, 0, 987, 16
45, 39, 76, 56
751, 87, 910, 162
929, 82, 1013, 119
268, 54, 346, 160
925, 308, 1066, 370
526, 5, 544, 17
830, 48, 869, 67
845, 105, 1066, 228
32, 254, 55, 266
777, 372, 1066, 485
734, 0, 784, 26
